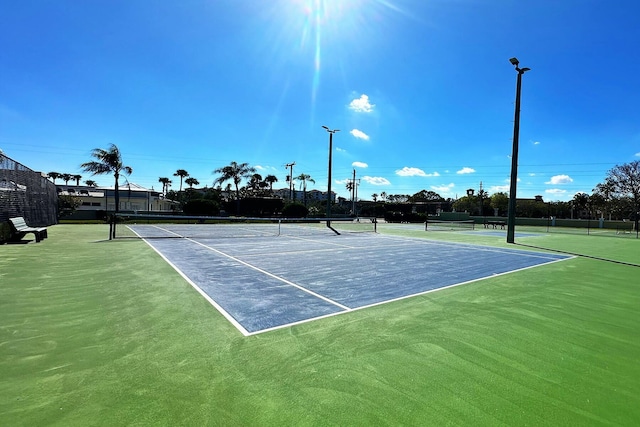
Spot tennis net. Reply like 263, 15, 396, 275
112, 214, 377, 239
425, 219, 475, 231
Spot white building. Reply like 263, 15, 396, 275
58, 183, 177, 213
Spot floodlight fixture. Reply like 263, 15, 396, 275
509, 57, 519, 66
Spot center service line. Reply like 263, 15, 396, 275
189, 238, 352, 311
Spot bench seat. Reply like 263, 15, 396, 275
484, 221, 506, 229
9, 217, 48, 243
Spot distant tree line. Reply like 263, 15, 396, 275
57, 145, 640, 223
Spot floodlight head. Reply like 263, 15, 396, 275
322, 125, 329, 130
509, 57, 519, 66
521, 67, 531, 72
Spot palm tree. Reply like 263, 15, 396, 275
247, 173, 264, 195
213, 161, 256, 213
158, 177, 172, 194
48, 172, 61, 184
73, 174, 82, 185
85, 180, 97, 187
264, 175, 278, 193
80, 144, 133, 239
61, 173, 72, 185
345, 180, 354, 200
295, 173, 315, 206
174, 169, 189, 192
380, 191, 387, 203
185, 177, 199, 188
372, 193, 378, 202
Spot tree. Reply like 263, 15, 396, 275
264, 175, 278, 192
295, 173, 315, 206
345, 181, 354, 200
247, 173, 265, 195
48, 172, 61, 184
213, 161, 256, 213
452, 196, 476, 214
174, 169, 189, 192
80, 144, 133, 239
593, 179, 616, 220
490, 192, 509, 216
85, 180, 97, 187
185, 177, 199, 188
58, 195, 82, 217
476, 189, 490, 216
372, 193, 378, 202
409, 190, 444, 202
61, 173, 72, 185
73, 174, 82, 185
158, 177, 172, 194
604, 160, 640, 225
380, 191, 387, 203
572, 192, 589, 219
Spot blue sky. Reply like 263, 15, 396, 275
1, 0, 639, 201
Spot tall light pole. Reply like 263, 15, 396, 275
322, 126, 339, 227
506, 57, 530, 244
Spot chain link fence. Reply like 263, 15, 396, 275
1, 153, 58, 242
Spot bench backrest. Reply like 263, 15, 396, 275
9, 217, 30, 231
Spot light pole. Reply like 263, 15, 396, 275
322, 126, 339, 227
506, 57, 530, 244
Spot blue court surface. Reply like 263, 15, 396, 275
135, 230, 571, 335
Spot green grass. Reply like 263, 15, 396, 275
1, 224, 639, 425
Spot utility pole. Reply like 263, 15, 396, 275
285, 162, 295, 201
351, 169, 356, 215
354, 178, 360, 217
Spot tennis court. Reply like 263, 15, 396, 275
129, 223, 571, 335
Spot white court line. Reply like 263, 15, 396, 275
187, 238, 351, 311
130, 225, 573, 337
245, 255, 573, 336
374, 233, 570, 260
128, 227, 252, 336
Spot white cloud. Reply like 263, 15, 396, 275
254, 165, 277, 172
457, 167, 475, 175
349, 94, 375, 113
362, 176, 390, 185
528, 173, 536, 176
396, 167, 425, 176
431, 183, 455, 193
334, 179, 350, 185
635, 152, 640, 157
352, 161, 368, 168
489, 185, 510, 193
350, 129, 370, 140
336, 147, 347, 153
533, 141, 540, 145
545, 188, 567, 194
395, 167, 440, 177
545, 174, 573, 185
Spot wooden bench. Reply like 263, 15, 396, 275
484, 220, 506, 229
9, 217, 48, 243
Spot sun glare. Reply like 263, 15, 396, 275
255, 0, 405, 129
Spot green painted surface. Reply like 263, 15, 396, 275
1, 224, 638, 426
